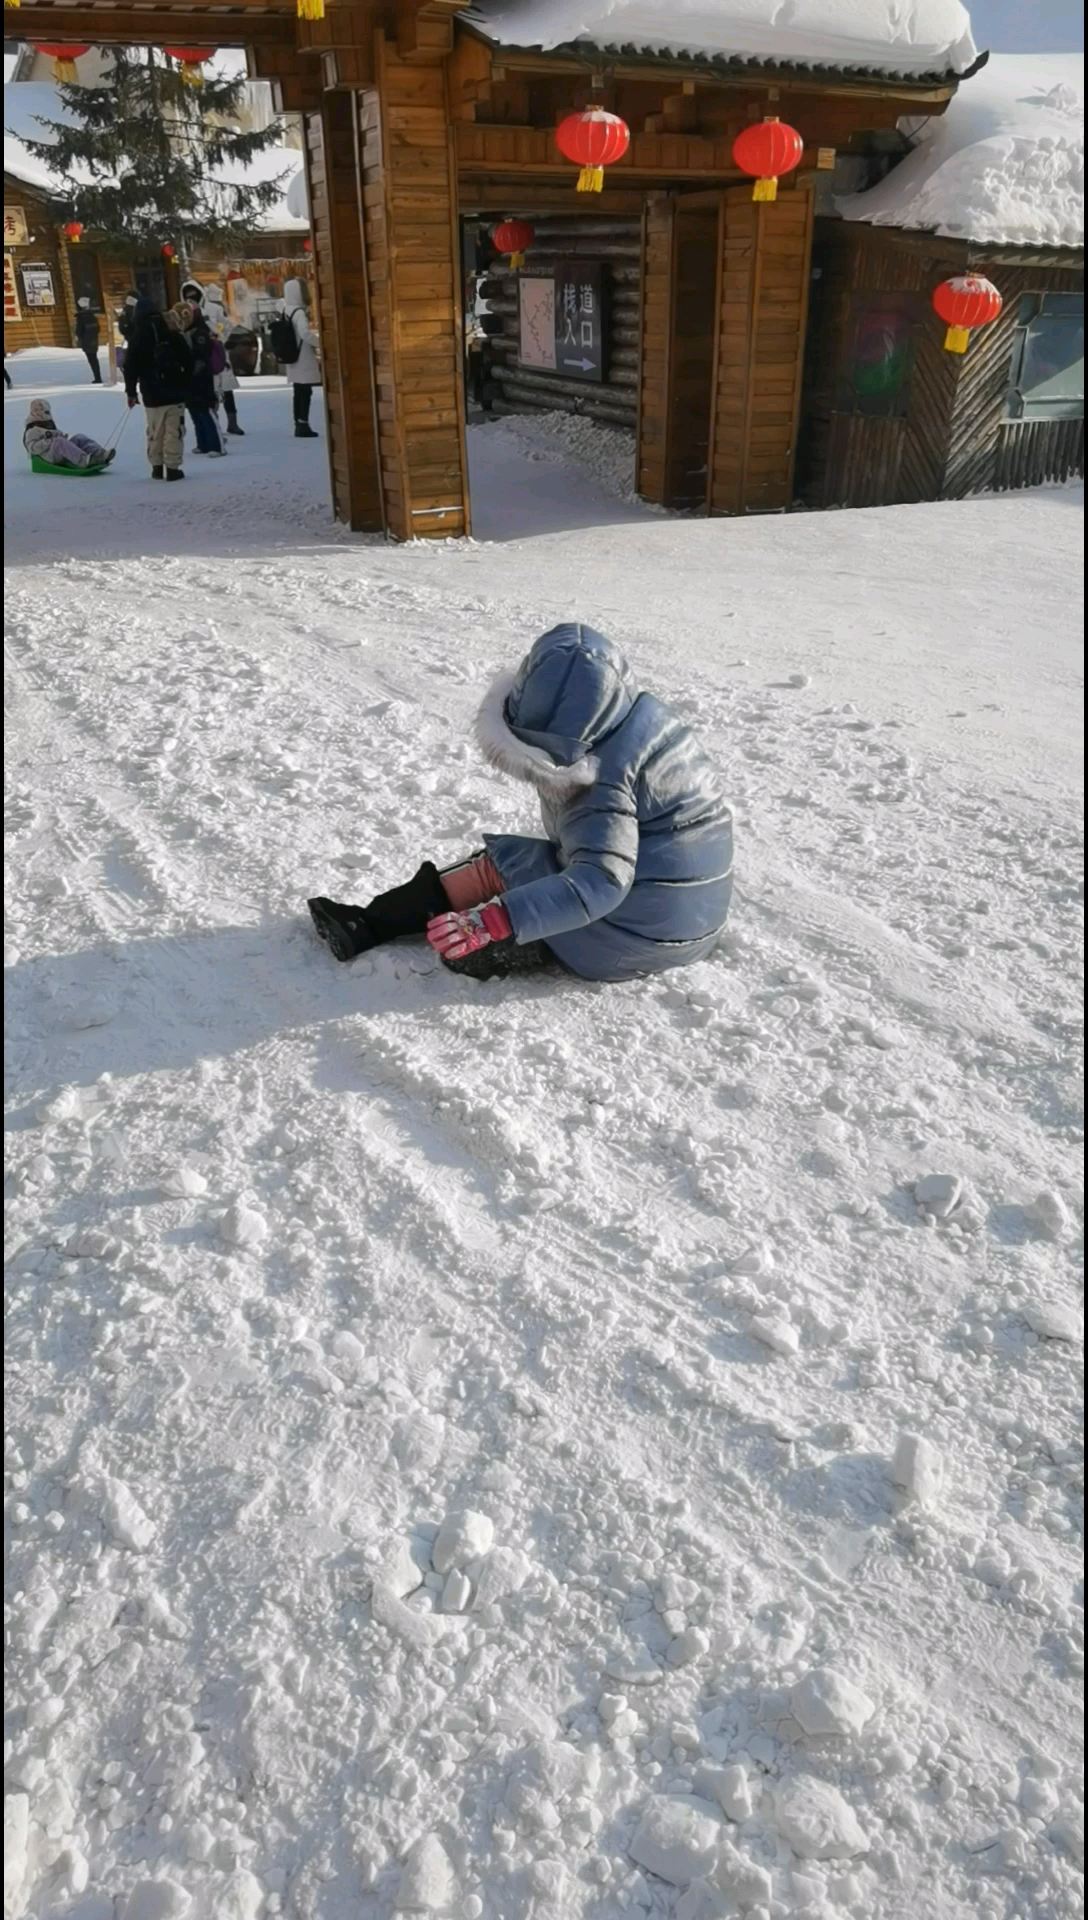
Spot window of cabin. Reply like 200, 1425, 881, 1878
1007, 292, 1084, 421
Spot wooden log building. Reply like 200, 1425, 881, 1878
10, 0, 999, 537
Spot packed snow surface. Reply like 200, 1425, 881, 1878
474, 0, 978, 75
4, 363, 1085, 1919
840, 52, 1085, 249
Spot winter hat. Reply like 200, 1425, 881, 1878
27, 398, 54, 424
77, 295, 91, 309
181, 281, 204, 304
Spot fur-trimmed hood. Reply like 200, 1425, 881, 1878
475, 623, 638, 802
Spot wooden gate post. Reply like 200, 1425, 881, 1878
303, 91, 384, 532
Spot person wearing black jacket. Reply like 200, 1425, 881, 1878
123, 296, 192, 481
175, 300, 224, 456
74, 298, 102, 384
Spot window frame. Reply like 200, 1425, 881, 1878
1006, 290, 1084, 423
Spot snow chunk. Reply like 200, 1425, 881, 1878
913, 1173, 962, 1218
220, 1199, 269, 1249
103, 1475, 156, 1552
4, 1795, 29, 1919
160, 1166, 208, 1199
217, 1872, 264, 1920
791, 1667, 876, 1738
432, 1509, 494, 1574
775, 1777, 869, 1859
472, 1544, 531, 1609
629, 1795, 722, 1886
440, 1569, 473, 1613
697, 1763, 754, 1822
667, 1626, 710, 1668
1022, 1298, 1082, 1343
122, 1881, 192, 1920
1029, 1189, 1072, 1241
891, 1431, 944, 1508
749, 1314, 801, 1357
394, 1834, 456, 1910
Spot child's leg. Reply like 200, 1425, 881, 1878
440, 852, 504, 911
71, 433, 108, 461
49, 432, 95, 468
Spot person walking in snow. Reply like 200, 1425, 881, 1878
174, 299, 225, 457
280, 276, 321, 439
74, 297, 102, 384
123, 293, 192, 481
309, 623, 734, 982
181, 279, 244, 436
23, 396, 114, 469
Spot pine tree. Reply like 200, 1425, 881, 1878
19, 48, 291, 256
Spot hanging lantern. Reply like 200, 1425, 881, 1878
29, 41, 91, 82
164, 46, 211, 88
931, 273, 1003, 354
555, 109, 630, 193
63, 220, 84, 245
491, 219, 535, 270
302, 237, 313, 254
162, 242, 177, 261
732, 116, 804, 202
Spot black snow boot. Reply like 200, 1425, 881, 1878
227, 422, 245, 437
165, 468, 185, 482
308, 861, 449, 963
150, 465, 164, 480
295, 424, 319, 440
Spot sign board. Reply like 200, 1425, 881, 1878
4, 251, 21, 322
554, 259, 606, 382
816, 147, 837, 171
518, 276, 556, 370
22, 265, 56, 310
4, 205, 30, 248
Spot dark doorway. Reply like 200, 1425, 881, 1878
662, 196, 721, 509
68, 247, 104, 312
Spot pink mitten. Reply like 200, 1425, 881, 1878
426, 901, 512, 961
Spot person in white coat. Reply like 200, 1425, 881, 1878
180, 279, 244, 436
282, 277, 321, 439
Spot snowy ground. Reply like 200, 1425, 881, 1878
4, 354, 1085, 1920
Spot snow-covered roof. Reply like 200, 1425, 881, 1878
469, 0, 979, 80
839, 52, 1084, 249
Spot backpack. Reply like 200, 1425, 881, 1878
209, 337, 227, 375
152, 330, 184, 387
268, 311, 302, 365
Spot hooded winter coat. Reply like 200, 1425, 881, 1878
478, 624, 733, 982
181, 280, 238, 391
123, 298, 191, 408
282, 278, 321, 386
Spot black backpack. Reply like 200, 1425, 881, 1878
268, 311, 302, 365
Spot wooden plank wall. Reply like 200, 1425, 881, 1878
710, 186, 814, 515
635, 195, 673, 504
303, 96, 383, 532
945, 257, 1084, 497
358, 39, 469, 540
664, 200, 721, 508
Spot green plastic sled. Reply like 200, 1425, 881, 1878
30, 454, 110, 477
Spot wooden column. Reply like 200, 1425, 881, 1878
356, 36, 469, 540
303, 93, 383, 532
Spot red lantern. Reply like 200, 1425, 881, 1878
30, 41, 90, 82
162, 242, 177, 261
165, 46, 211, 87
931, 273, 1003, 354
555, 109, 630, 193
491, 219, 535, 270
63, 219, 84, 244
303, 237, 313, 253
732, 117, 804, 202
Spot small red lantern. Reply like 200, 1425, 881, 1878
302, 237, 313, 254
165, 46, 211, 87
63, 219, 84, 244
162, 242, 177, 261
491, 219, 535, 270
555, 109, 630, 193
732, 117, 804, 202
931, 273, 1003, 354
30, 41, 90, 82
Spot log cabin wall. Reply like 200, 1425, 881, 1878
3, 176, 75, 352
799, 221, 1084, 508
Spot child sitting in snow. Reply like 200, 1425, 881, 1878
23, 397, 114, 470
309, 623, 734, 982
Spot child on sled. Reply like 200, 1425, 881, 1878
23, 398, 114, 470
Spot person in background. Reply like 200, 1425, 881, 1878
23, 396, 114, 468
74, 297, 102, 384
174, 299, 225, 457
282, 277, 320, 439
123, 293, 192, 481
181, 279, 244, 437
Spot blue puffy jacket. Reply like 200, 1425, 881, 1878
478, 624, 733, 982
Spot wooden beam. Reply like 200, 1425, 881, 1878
12, 4, 297, 44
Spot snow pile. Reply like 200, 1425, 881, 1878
840, 52, 1085, 249
487, 407, 640, 500
3, 380, 1085, 1917
474, 0, 977, 76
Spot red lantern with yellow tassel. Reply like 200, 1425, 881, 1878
30, 42, 90, 82
732, 117, 804, 202
63, 220, 84, 244
165, 46, 211, 88
931, 273, 1003, 354
162, 242, 177, 261
555, 109, 630, 193
491, 219, 535, 270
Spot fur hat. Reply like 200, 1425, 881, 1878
27, 397, 54, 424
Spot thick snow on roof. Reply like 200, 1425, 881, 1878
474, 0, 978, 77
840, 52, 1084, 248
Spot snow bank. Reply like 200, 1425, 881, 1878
474, 0, 977, 76
840, 52, 1084, 249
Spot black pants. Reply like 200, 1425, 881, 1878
222, 389, 238, 422
82, 344, 102, 383
293, 383, 313, 426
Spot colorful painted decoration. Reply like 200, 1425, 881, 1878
555, 109, 630, 193
931, 273, 1003, 354
732, 117, 805, 202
